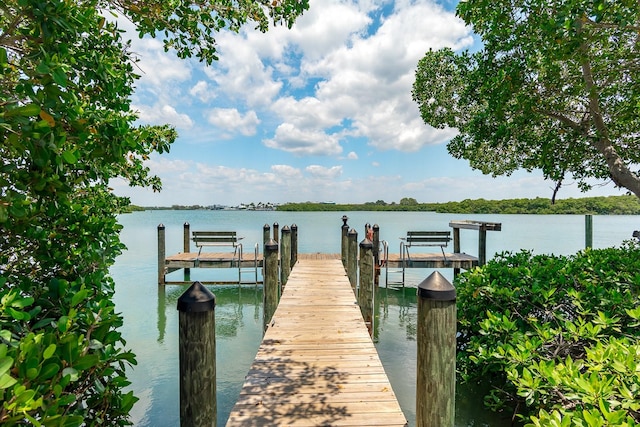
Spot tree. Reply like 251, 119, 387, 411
399, 197, 418, 206
0, 0, 307, 424
412, 0, 640, 201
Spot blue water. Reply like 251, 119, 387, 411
111, 210, 639, 426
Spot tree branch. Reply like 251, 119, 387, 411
577, 15, 640, 198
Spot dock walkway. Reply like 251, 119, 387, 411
226, 259, 408, 426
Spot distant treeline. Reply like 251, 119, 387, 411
277, 195, 640, 215
123, 205, 207, 212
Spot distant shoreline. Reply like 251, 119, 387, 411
128, 195, 640, 215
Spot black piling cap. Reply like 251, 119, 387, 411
177, 281, 216, 313
359, 238, 373, 249
282, 225, 291, 233
417, 272, 456, 301
265, 238, 278, 251
342, 215, 349, 226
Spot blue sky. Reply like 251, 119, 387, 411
111, 0, 624, 206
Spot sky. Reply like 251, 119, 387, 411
111, 0, 624, 207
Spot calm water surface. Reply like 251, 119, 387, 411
111, 210, 639, 426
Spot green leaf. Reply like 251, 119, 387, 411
0, 373, 17, 389
6, 306, 29, 321
5, 104, 41, 117
0, 356, 13, 376
40, 362, 60, 380
62, 151, 77, 165
62, 367, 79, 382
10, 296, 34, 308
70, 288, 87, 306
73, 354, 99, 371
43, 344, 57, 360
52, 67, 67, 87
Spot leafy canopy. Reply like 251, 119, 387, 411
412, 0, 640, 200
456, 244, 640, 425
0, 0, 307, 424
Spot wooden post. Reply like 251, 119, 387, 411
291, 224, 298, 267
263, 239, 279, 333
452, 226, 461, 277
280, 226, 291, 289
347, 228, 358, 290
183, 222, 191, 279
359, 238, 374, 336
158, 224, 166, 285
157, 285, 167, 342
416, 272, 456, 427
263, 223, 271, 247
478, 223, 487, 266
177, 282, 216, 427
372, 224, 380, 286
341, 215, 349, 267
585, 214, 593, 249
273, 222, 279, 243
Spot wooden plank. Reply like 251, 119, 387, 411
226, 259, 407, 427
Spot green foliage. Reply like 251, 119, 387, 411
455, 243, 640, 424
277, 195, 640, 214
117, 0, 309, 64
1, 0, 307, 424
412, 0, 640, 199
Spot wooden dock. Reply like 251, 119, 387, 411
383, 252, 478, 269
225, 258, 408, 427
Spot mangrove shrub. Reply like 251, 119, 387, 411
455, 244, 640, 425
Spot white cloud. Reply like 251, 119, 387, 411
271, 164, 303, 178
189, 81, 217, 103
146, 157, 192, 174
203, 33, 283, 107
204, 0, 475, 157
206, 108, 260, 136
305, 165, 343, 178
347, 151, 358, 160
264, 123, 343, 156
134, 103, 194, 129
133, 38, 192, 89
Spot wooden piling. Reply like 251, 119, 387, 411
291, 224, 298, 267
263, 223, 270, 247
183, 222, 191, 278
177, 282, 216, 427
478, 223, 487, 266
280, 226, 291, 289
263, 239, 279, 333
358, 238, 374, 336
585, 214, 593, 249
452, 227, 461, 277
416, 272, 456, 427
273, 222, 279, 243
158, 224, 165, 285
341, 215, 349, 267
372, 224, 380, 285
347, 228, 358, 290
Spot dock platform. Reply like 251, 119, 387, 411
225, 258, 408, 426
383, 252, 478, 269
